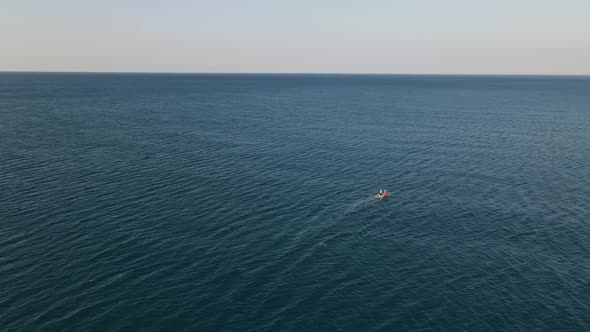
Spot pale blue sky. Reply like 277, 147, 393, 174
1, 0, 589, 74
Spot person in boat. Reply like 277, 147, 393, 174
377, 189, 389, 198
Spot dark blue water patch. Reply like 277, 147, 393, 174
1, 73, 589, 331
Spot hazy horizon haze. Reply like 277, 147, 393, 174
2, 0, 589, 74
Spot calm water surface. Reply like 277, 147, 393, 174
1, 73, 589, 331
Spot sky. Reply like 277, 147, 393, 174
1, 0, 589, 74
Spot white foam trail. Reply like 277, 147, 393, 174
343, 195, 378, 215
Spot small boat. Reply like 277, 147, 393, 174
375, 189, 390, 200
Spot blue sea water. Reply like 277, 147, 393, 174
1, 73, 589, 331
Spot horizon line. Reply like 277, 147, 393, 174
1, 70, 589, 77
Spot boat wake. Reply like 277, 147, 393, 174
342, 195, 380, 215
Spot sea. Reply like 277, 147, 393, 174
1, 73, 589, 331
